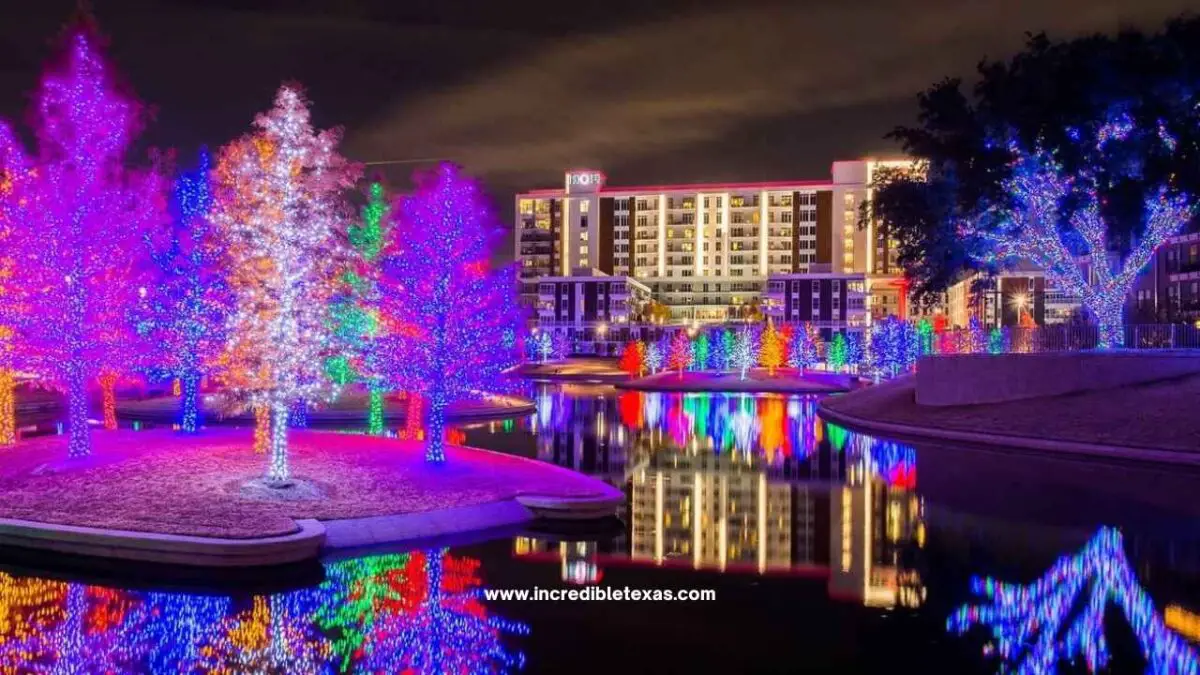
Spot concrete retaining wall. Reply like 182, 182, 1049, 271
916, 349, 1200, 407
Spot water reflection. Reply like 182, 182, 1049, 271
513, 385, 925, 610
0, 549, 526, 673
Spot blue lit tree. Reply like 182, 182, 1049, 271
949, 527, 1198, 673
374, 164, 523, 463
139, 149, 232, 433
967, 142, 1192, 347
711, 328, 735, 372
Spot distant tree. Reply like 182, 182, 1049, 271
645, 341, 664, 373
710, 328, 734, 372
827, 333, 847, 372
618, 340, 646, 377
691, 332, 710, 371
731, 327, 757, 380
758, 321, 785, 376
788, 323, 823, 372
666, 330, 693, 377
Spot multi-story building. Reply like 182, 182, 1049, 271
516, 162, 910, 322
946, 263, 1084, 329
532, 272, 660, 355
762, 268, 868, 328
1131, 228, 1200, 323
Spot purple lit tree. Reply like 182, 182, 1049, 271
138, 149, 232, 433
374, 164, 523, 463
0, 23, 168, 457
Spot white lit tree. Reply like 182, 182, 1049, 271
212, 84, 358, 485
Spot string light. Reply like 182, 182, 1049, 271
827, 333, 847, 372
0, 27, 168, 457
949, 527, 1198, 673
618, 339, 646, 377
373, 164, 523, 463
138, 149, 230, 434
0, 368, 13, 445
758, 320, 784, 375
690, 332, 710, 371
212, 85, 358, 484
709, 327, 734, 372
645, 342, 664, 374
788, 323, 821, 372
666, 330, 693, 377
98, 370, 118, 431
967, 141, 1193, 348
731, 326, 757, 380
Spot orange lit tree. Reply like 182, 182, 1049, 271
759, 320, 785, 376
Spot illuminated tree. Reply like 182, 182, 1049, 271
327, 180, 390, 435
709, 328, 734, 372
987, 327, 1006, 354
213, 84, 358, 484
0, 24, 168, 457
827, 332, 847, 372
373, 164, 522, 463
618, 340, 645, 377
758, 320, 784, 376
691, 332, 710, 371
949, 527, 1197, 673
138, 149, 232, 433
666, 330, 692, 377
967, 144, 1192, 347
644, 341, 663, 374
845, 331, 865, 372
731, 327, 756, 380
788, 323, 820, 372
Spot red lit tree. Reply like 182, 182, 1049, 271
618, 340, 645, 377
666, 330, 693, 378
0, 23, 168, 457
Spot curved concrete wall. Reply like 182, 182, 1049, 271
916, 349, 1200, 407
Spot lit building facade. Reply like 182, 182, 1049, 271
763, 269, 868, 328
516, 162, 910, 322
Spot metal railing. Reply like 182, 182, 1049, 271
933, 323, 1200, 353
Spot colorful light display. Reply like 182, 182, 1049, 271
710, 328, 734, 372
0, 26, 169, 457
212, 84, 358, 483
138, 148, 232, 434
618, 339, 646, 377
827, 333, 847, 372
328, 180, 391, 435
949, 527, 1198, 673
731, 326, 757, 380
788, 323, 821, 371
967, 144, 1193, 348
691, 332, 710, 371
373, 164, 522, 463
758, 320, 785, 376
645, 341, 664, 374
667, 330, 693, 377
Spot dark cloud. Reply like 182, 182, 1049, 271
0, 0, 1195, 229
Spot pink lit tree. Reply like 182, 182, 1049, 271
666, 330, 692, 378
373, 164, 523, 463
212, 85, 358, 485
0, 23, 168, 457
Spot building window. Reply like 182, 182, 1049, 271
580, 200, 590, 213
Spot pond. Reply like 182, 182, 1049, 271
2, 383, 1200, 673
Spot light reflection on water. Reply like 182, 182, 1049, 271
5, 383, 1200, 672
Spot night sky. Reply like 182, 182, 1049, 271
0, 0, 1194, 253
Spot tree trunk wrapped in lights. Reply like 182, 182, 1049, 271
212, 85, 358, 485
374, 164, 523, 464
966, 144, 1192, 348
0, 23, 167, 457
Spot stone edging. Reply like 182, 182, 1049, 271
0, 517, 327, 567
817, 401, 1200, 466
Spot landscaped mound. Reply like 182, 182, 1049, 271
0, 429, 617, 539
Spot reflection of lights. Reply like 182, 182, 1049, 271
949, 527, 1198, 673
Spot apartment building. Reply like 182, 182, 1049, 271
762, 269, 868, 328
516, 162, 910, 322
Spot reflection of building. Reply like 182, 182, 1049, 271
535, 273, 652, 355
828, 481, 924, 608
763, 268, 867, 328
516, 162, 913, 321
630, 453, 804, 572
